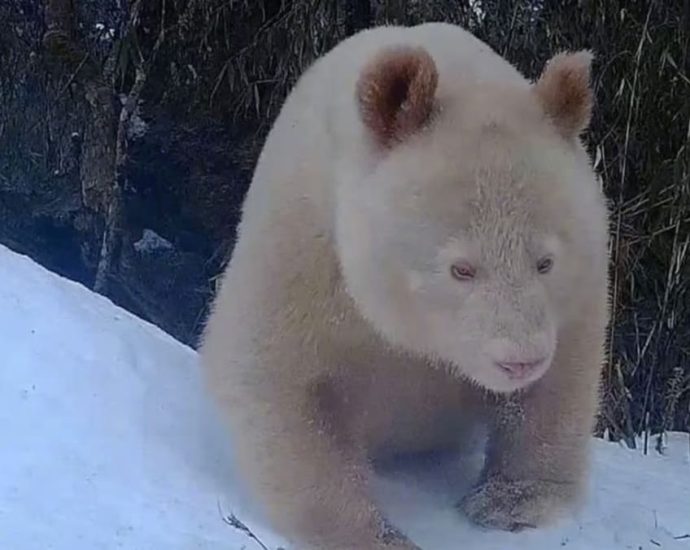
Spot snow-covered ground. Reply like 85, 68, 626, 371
1, 243, 688, 550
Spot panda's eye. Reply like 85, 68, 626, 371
537, 256, 554, 274
450, 261, 476, 281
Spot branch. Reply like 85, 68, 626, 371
93, 0, 170, 293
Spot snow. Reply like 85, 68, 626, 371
0, 242, 688, 550
133, 229, 174, 254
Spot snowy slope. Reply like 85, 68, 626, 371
0, 243, 688, 550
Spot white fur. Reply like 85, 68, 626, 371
200, 22, 610, 550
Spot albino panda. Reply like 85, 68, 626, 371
200, 21, 610, 550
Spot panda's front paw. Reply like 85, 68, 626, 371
377, 518, 421, 549
459, 477, 578, 532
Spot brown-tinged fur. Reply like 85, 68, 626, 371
356, 47, 439, 149
200, 22, 609, 550
533, 51, 594, 139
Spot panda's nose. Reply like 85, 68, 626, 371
494, 358, 546, 379
486, 335, 551, 379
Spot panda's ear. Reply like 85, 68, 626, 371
533, 50, 594, 139
356, 46, 438, 149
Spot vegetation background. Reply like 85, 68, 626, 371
1, 0, 688, 444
